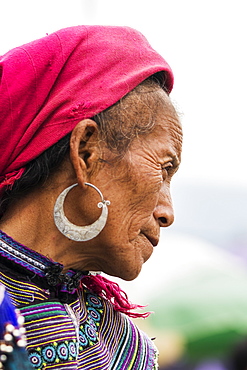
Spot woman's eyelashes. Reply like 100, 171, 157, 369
161, 162, 174, 178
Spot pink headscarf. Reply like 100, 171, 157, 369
0, 25, 173, 195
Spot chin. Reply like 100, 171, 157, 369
117, 264, 143, 281
143, 249, 153, 264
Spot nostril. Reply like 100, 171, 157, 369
154, 204, 174, 227
159, 217, 168, 226
158, 212, 174, 227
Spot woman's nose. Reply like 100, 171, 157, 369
153, 190, 174, 227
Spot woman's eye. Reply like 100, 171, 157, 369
161, 163, 174, 176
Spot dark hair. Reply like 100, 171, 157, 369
0, 73, 167, 218
0, 134, 71, 217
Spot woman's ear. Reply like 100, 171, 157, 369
70, 119, 100, 187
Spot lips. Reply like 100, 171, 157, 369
142, 232, 159, 247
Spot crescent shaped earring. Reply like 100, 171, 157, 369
54, 183, 110, 242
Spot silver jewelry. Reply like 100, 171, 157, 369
54, 183, 110, 242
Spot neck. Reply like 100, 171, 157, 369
0, 188, 72, 266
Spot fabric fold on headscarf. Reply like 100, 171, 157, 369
0, 25, 173, 195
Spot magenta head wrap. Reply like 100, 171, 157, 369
0, 25, 173, 195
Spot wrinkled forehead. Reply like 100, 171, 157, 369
152, 90, 183, 154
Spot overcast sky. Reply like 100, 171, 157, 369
1, 0, 246, 188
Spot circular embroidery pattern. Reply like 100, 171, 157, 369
29, 351, 42, 368
42, 345, 56, 363
84, 323, 97, 342
79, 330, 89, 348
28, 292, 104, 368
88, 317, 97, 332
88, 307, 101, 322
68, 341, 77, 359
28, 339, 78, 369
87, 293, 102, 308
77, 291, 104, 350
57, 342, 69, 361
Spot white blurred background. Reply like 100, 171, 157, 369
1, 1, 247, 366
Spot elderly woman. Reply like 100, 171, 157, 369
0, 26, 182, 369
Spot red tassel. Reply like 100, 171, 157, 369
80, 274, 151, 319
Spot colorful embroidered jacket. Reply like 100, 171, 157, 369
0, 231, 158, 370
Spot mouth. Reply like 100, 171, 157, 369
142, 233, 159, 247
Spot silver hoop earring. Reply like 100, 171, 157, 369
54, 183, 110, 242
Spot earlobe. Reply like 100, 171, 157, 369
69, 119, 100, 187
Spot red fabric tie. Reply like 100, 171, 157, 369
0, 168, 26, 194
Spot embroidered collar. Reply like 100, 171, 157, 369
0, 230, 88, 293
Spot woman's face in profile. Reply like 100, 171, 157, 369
75, 92, 182, 281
